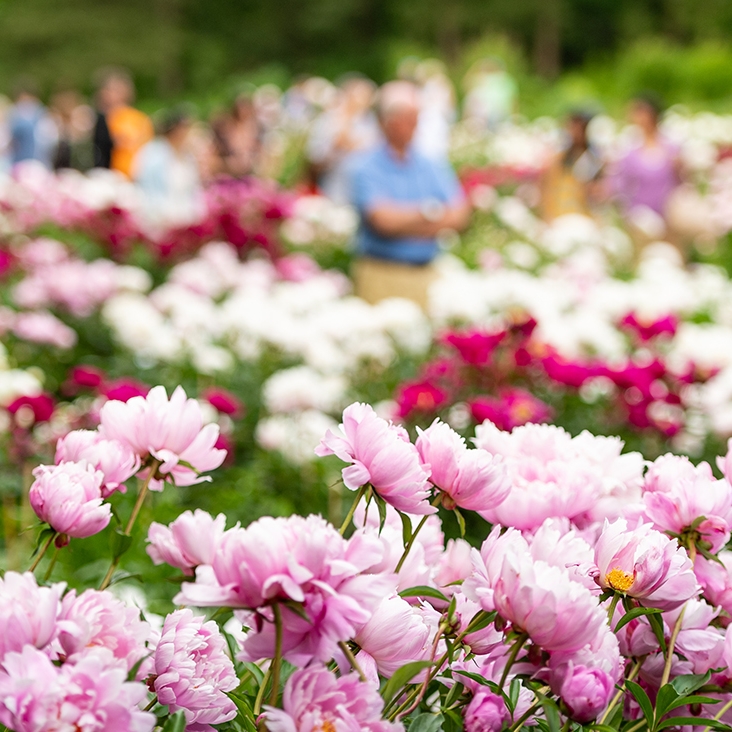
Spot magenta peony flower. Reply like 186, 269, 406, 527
0, 645, 155, 732
550, 663, 615, 723
642, 454, 732, 552
469, 387, 554, 432
415, 419, 510, 515
464, 688, 513, 732
176, 515, 393, 666
395, 380, 448, 419
0, 572, 63, 661
264, 665, 402, 732
55, 430, 141, 497
150, 609, 237, 731
354, 595, 437, 683
147, 509, 227, 575
102, 378, 149, 402
57, 589, 150, 672
7, 393, 55, 425
201, 387, 244, 417
99, 385, 226, 489
29, 461, 110, 538
593, 518, 699, 609
315, 402, 434, 515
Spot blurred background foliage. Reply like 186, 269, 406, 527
2, 0, 732, 116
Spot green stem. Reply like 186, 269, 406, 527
607, 593, 621, 627
660, 605, 686, 688
394, 494, 442, 574
42, 546, 59, 582
99, 460, 159, 591
338, 640, 367, 682
268, 603, 283, 707
143, 696, 158, 712
28, 531, 56, 573
253, 665, 272, 717
339, 485, 367, 536
623, 720, 647, 732
499, 633, 528, 688
712, 698, 732, 724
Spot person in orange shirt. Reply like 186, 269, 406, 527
97, 69, 153, 178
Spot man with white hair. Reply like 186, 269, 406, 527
349, 80, 470, 310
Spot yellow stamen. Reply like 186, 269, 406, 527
605, 567, 634, 592
320, 721, 336, 732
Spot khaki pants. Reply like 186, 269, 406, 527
353, 257, 437, 311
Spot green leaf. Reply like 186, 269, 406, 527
662, 695, 720, 714
408, 712, 444, 732
464, 610, 497, 634
400, 511, 413, 546
537, 695, 561, 732
453, 507, 466, 538
589, 725, 619, 732
654, 683, 679, 721
613, 606, 663, 633
627, 681, 654, 729
240, 662, 265, 686
381, 660, 433, 705
453, 669, 493, 686
376, 495, 387, 535
656, 718, 729, 731
281, 600, 311, 622
161, 711, 187, 732
31, 526, 54, 556
647, 612, 667, 653
110, 527, 133, 560
226, 692, 257, 732
670, 672, 711, 696
444, 680, 464, 708
508, 677, 521, 715
399, 586, 450, 603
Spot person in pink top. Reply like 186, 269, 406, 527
610, 95, 682, 241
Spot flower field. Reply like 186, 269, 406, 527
3, 111, 732, 732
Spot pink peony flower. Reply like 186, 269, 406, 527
264, 665, 402, 732
29, 461, 110, 538
395, 380, 448, 419
55, 430, 141, 497
473, 422, 606, 531
0, 645, 154, 732
0, 572, 63, 660
464, 688, 513, 732
99, 385, 226, 490
593, 518, 699, 609
12, 310, 77, 349
150, 609, 237, 731
57, 589, 150, 672
354, 595, 437, 683
550, 664, 615, 723
415, 419, 510, 515
147, 509, 227, 575
695, 551, 732, 614
642, 454, 732, 552
662, 600, 725, 674
492, 552, 608, 653
315, 402, 435, 515
176, 515, 394, 666
469, 388, 554, 432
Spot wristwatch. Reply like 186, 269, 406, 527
420, 197, 446, 222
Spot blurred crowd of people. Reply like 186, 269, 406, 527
0, 59, 700, 304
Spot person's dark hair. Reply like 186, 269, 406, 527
93, 66, 133, 93
567, 109, 594, 128
157, 105, 194, 136
632, 92, 664, 123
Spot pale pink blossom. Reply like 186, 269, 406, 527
354, 595, 436, 683
435, 538, 474, 595
551, 664, 615, 723
473, 422, 606, 530
57, 589, 150, 672
642, 454, 732, 552
55, 429, 141, 497
416, 419, 510, 514
99, 385, 226, 490
315, 402, 434, 515
662, 600, 725, 674
695, 551, 732, 614
147, 510, 227, 575
593, 518, 699, 610
176, 515, 394, 666
150, 609, 236, 731
0, 645, 154, 732
264, 665, 403, 732
0, 572, 63, 660
12, 310, 77, 349
29, 461, 110, 538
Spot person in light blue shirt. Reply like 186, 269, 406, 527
349, 81, 470, 308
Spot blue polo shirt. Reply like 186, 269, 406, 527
350, 143, 464, 265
